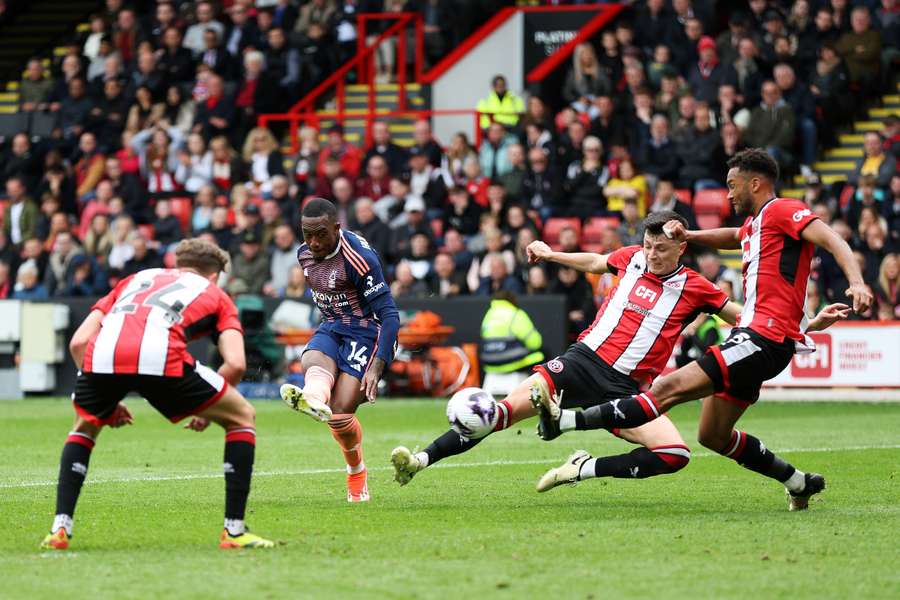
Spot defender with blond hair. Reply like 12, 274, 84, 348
41, 238, 274, 551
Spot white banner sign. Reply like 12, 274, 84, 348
765, 324, 900, 388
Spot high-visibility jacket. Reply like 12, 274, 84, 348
476, 91, 525, 129
480, 299, 544, 373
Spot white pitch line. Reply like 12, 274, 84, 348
1, 444, 897, 490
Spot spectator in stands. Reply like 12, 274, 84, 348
199, 28, 236, 81
189, 185, 216, 234
158, 27, 194, 89
20, 59, 53, 112
390, 196, 432, 262
263, 27, 301, 106
3, 177, 38, 248
459, 157, 490, 208
475, 253, 523, 296
408, 146, 448, 212
112, 8, 143, 65
83, 14, 109, 62
242, 127, 285, 195
224, 2, 261, 57
850, 132, 897, 188
185, 1, 225, 56
711, 122, 748, 185
617, 199, 645, 247
259, 199, 285, 249
207, 206, 235, 251
152, 199, 184, 250
604, 158, 649, 216
317, 124, 362, 180
0, 133, 40, 191
13, 260, 48, 301
294, 0, 335, 40
836, 7, 882, 95
443, 132, 477, 183
479, 123, 515, 181
743, 80, 796, 170
650, 179, 699, 230
209, 135, 245, 193
74, 132, 106, 199
521, 146, 560, 221
846, 175, 884, 232
43, 231, 83, 295
444, 186, 482, 237
193, 73, 234, 139
267, 224, 300, 296
688, 36, 737, 105
351, 197, 390, 261
89, 79, 129, 146
82, 213, 113, 263
563, 136, 610, 220
282, 265, 307, 298
674, 102, 719, 191
875, 253, 900, 321
556, 119, 587, 172
61, 254, 109, 297
407, 120, 440, 168
56, 78, 92, 145
886, 174, 900, 250
388, 260, 427, 299
125, 85, 158, 133
121, 233, 163, 277
429, 251, 468, 298
356, 156, 391, 202
732, 36, 764, 109
229, 230, 269, 295
774, 63, 818, 175
174, 133, 213, 193
636, 114, 679, 186
108, 216, 135, 272
477, 75, 524, 130
589, 95, 625, 150
364, 121, 408, 177
549, 265, 596, 338
563, 43, 611, 113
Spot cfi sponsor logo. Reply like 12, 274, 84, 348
792, 208, 812, 222
547, 359, 564, 373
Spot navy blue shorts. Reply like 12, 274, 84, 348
304, 321, 379, 380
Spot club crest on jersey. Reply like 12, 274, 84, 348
547, 359, 564, 373
328, 269, 337, 289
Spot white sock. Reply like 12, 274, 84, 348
224, 518, 245, 536
785, 469, 806, 493
577, 458, 597, 481
52, 514, 73, 536
559, 410, 577, 432
414, 451, 429, 468
347, 461, 366, 475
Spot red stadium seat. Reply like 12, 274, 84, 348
542, 217, 581, 247
583, 216, 620, 244
696, 213, 723, 230
138, 224, 155, 240
169, 197, 193, 232
674, 188, 692, 205
0, 199, 7, 228
693, 189, 731, 224
582, 243, 605, 254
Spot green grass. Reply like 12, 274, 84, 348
1, 399, 898, 600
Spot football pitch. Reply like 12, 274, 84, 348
1, 399, 898, 600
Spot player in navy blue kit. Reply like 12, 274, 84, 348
280, 198, 400, 502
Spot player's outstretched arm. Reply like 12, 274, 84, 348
217, 329, 247, 386
800, 220, 872, 314
664, 220, 741, 250
806, 303, 851, 332
526, 240, 609, 273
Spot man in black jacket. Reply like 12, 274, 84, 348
636, 114, 679, 184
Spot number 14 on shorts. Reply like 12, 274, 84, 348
348, 341, 368, 372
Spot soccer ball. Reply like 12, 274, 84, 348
446, 387, 498, 440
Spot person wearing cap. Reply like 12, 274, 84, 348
687, 35, 737, 105
229, 230, 269, 295
389, 195, 433, 263
407, 144, 448, 212
316, 123, 362, 180
476, 75, 525, 130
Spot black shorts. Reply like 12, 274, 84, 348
73, 361, 228, 426
696, 327, 795, 408
533, 343, 640, 410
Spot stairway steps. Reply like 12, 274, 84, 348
813, 161, 857, 171
869, 107, 900, 118
826, 148, 864, 158
839, 134, 865, 144
781, 188, 805, 197
854, 121, 884, 131
793, 173, 848, 185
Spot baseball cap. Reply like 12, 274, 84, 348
697, 36, 716, 53
404, 196, 425, 212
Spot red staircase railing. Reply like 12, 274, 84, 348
275, 12, 423, 151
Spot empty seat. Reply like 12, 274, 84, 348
583, 216, 620, 244
696, 213, 723, 230
542, 217, 582, 247
674, 188, 692, 206
168, 197, 193, 232
693, 189, 731, 224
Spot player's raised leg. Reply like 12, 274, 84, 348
537, 415, 691, 492
280, 349, 335, 422
697, 395, 824, 511
391, 375, 536, 486
194, 385, 273, 548
329, 373, 370, 502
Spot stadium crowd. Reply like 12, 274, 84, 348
0, 0, 897, 327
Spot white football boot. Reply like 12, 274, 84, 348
536, 450, 591, 493
279, 383, 332, 423
390, 446, 426, 486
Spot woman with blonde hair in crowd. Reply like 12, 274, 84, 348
875, 253, 900, 321
107, 215, 136, 273
191, 184, 218, 234
443, 132, 477, 182
82, 213, 114, 263
242, 126, 285, 194
175, 132, 213, 193
563, 43, 611, 114
466, 227, 516, 293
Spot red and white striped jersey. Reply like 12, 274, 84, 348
738, 198, 817, 343
577, 246, 728, 387
83, 268, 242, 377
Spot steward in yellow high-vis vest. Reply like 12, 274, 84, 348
476, 75, 525, 129
480, 292, 544, 373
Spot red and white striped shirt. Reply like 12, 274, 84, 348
83, 268, 242, 377
738, 198, 818, 343
578, 246, 728, 387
